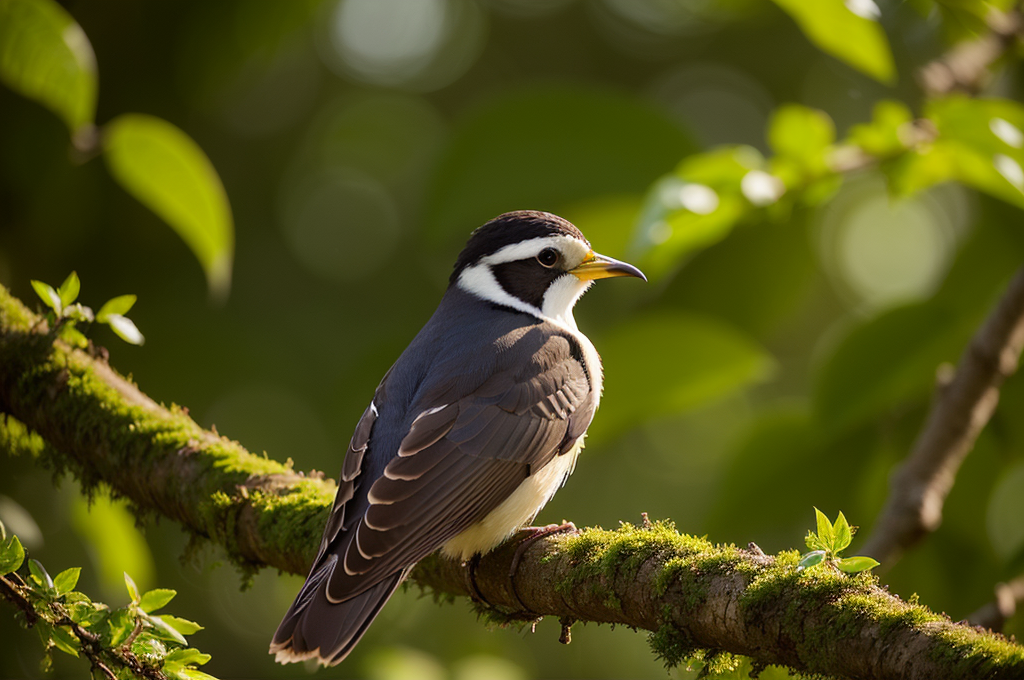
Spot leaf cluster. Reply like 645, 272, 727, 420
798, 508, 880, 574
0, 520, 215, 680
31, 272, 144, 346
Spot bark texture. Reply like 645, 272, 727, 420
2, 284, 1023, 680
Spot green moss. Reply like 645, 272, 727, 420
648, 622, 701, 668
931, 622, 1024, 676
0, 414, 50, 459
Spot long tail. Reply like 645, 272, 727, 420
270, 556, 408, 666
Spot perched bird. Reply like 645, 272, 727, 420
270, 210, 645, 666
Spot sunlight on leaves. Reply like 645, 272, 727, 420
890, 97, 1024, 210
632, 147, 766, 279
770, 0, 896, 84
103, 114, 235, 300
0, 0, 97, 138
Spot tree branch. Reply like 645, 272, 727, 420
918, 7, 1023, 97
2, 284, 1023, 679
969, 575, 1024, 632
862, 266, 1024, 567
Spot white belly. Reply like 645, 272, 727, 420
440, 436, 584, 561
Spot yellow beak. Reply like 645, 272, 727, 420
570, 251, 647, 282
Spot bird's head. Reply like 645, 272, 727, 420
450, 210, 646, 326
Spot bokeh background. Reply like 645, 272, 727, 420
3, 0, 1024, 678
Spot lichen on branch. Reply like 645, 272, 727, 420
2, 283, 1023, 680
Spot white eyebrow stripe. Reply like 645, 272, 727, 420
480, 235, 590, 266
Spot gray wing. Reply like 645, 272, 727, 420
324, 331, 595, 602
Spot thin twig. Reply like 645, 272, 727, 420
969, 575, 1024, 632
862, 266, 1024, 566
918, 7, 1024, 97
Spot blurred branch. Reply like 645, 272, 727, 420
918, 6, 1024, 97
862, 266, 1024, 566
969, 575, 1024, 632
2, 285, 1023, 679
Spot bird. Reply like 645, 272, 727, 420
270, 210, 646, 666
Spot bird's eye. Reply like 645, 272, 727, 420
536, 248, 560, 268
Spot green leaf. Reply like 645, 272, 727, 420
132, 633, 167, 659
139, 588, 176, 614
63, 303, 94, 323
104, 608, 134, 647
67, 600, 107, 627
52, 567, 81, 595
798, 551, 826, 571
164, 648, 212, 667
0, 535, 25, 574
29, 558, 54, 590
124, 571, 140, 603
158, 615, 203, 636
891, 97, 1024, 210
176, 669, 218, 680
848, 100, 914, 157
589, 312, 774, 441
632, 146, 766, 279
768, 104, 836, 179
837, 555, 881, 573
49, 625, 80, 657
144, 612, 187, 646
31, 280, 61, 314
0, 0, 97, 136
56, 271, 80, 308
813, 508, 835, 552
103, 114, 235, 299
805, 530, 825, 552
104, 314, 144, 346
769, 0, 896, 84
96, 294, 137, 322
833, 512, 853, 553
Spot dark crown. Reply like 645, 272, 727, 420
449, 211, 588, 285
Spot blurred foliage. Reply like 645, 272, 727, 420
2, 0, 1024, 678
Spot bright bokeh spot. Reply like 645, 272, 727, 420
995, 153, 1024, 190
991, 117, 1024, 148
818, 178, 968, 310
741, 170, 785, 206
320, 0, 484, 90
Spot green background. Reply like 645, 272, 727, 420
2, 0, 1023, 678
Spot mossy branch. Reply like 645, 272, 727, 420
2, 284, 1023, 680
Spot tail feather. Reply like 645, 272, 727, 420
270, 557, 407, 666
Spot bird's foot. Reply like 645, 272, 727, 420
462, 552, 486, 603
509, 522, 578, 611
